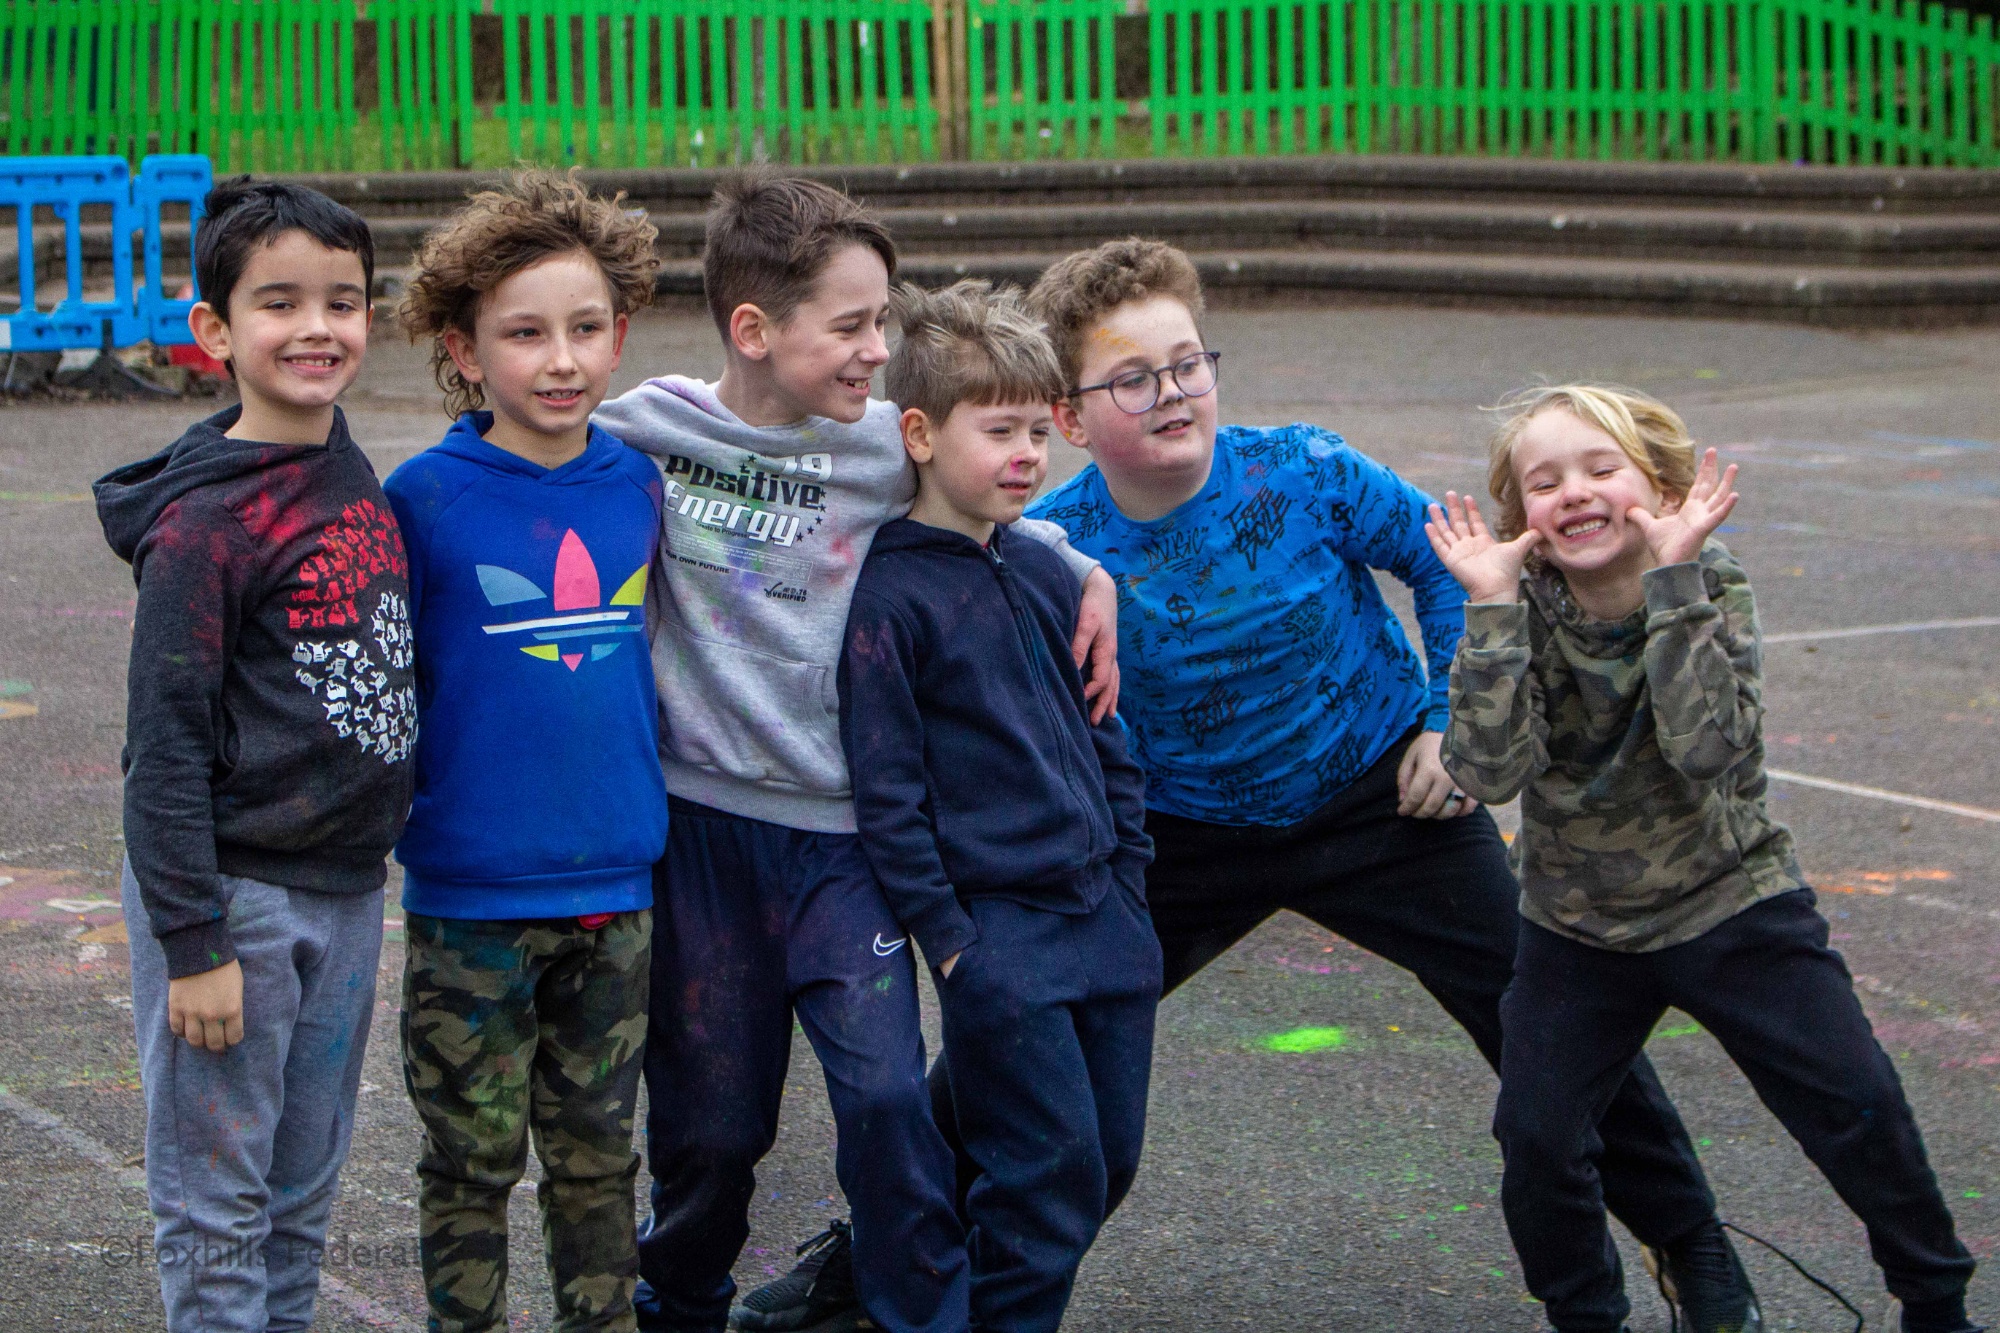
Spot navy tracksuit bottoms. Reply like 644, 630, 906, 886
634, 798, 968, 1333
933, 881, 1162, 1333
1499, 888, 1975, 1333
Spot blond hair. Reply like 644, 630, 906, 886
885, 279, 1066, 425
1025, 238, 1205, 388
1486, 385, 1699, 539
400, 170, 660, 416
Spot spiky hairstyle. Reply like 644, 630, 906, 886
885, 280, 1065, 425
1025, 238, 1205, 388
399, 169, 659, 416
1486, 384, 1700, 540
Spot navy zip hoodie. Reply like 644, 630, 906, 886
94, 405, 417, 979
383, 413, 669, 919
838, 517, 1152, 965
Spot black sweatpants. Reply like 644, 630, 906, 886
931, 731, 1721, 1252
1500, 889, 1975, 1332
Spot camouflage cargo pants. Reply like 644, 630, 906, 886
402, 911, 650, 1333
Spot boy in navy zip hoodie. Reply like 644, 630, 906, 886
385, 173, 668, 1333
838, 281, 1158, 1333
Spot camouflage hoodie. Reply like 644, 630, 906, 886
1440, 540, 1804, 952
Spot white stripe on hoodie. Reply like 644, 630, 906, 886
595, 375, 1094, 833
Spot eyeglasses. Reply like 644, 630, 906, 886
1070, 351, 1221, 415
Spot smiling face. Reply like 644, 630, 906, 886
741, 243, 892, 425
1053, 295, 1218, 517
907, 399, 1053, 540
1512, 407, 1675, 579
444, 250, 626, 468
198, 229, 372, 440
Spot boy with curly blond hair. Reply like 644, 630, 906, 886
1431, 385, 1980, 1333
386, 170, 670, 1333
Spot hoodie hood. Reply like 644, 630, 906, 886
1522, 541, 1734, 661
431, 411, 637, 485
95, 405, 360, 564
1522, 559, 1648, 660
600, 374, 906, 461
866, 515, 1014, 560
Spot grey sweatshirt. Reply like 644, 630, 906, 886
594, 375, 1096, 832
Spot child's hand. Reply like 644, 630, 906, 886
1425, 492, 1542, 603
1397, 731, 1479, 819
1073, 568, 1122, 723
1630, 448, 1739, 569
168, 960, 245, 1053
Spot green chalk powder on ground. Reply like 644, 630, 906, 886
1261, 1025, 1348, 1054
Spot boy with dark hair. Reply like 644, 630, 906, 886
839, 279, 1158, 1333
94, 177, 413, 1333
591, 175, 1121, 1333
389, 170, 670, 1333
1433, 386, 1981, 1333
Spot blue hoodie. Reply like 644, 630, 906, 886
383, 413, 669, 919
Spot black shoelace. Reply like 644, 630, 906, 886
1652, 1220, 1863, 1333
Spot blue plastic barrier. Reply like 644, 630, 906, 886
1, 154, 212, 353
135, 156, 212, 346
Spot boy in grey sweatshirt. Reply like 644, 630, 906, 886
592, 177, 1117, 1333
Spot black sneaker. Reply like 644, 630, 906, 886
1641, 1220, 1764, 1333
1888, 1292, 1989, 1333
728, 1220, 872, 1333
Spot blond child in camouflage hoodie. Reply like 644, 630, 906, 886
1427, 385, 1980, 1333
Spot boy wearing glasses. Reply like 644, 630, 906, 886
743, 240, 1746, 1333
976, 241, 1744, 1324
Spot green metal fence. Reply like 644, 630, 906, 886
5, 0, 1996, 169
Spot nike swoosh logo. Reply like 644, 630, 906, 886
872, 934, 908, 956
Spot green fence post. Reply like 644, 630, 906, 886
1143, 0, 1163, 152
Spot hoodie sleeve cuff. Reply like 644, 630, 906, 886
1461, 601, 1530, 651
1642, 561, 1710, 617
906, 898, 980, 971
159, 918, 238, 981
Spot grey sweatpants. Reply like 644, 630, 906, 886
123, 860, 384, 1333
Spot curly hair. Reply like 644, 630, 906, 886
1485, 384, 1700, 541
1025, 238, 1205, 388
885, 280, 1065, 427
400, 170, 660, 416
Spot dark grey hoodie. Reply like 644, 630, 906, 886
94, 405, 416, 978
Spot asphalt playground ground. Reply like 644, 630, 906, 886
2, 301, 1997, 1333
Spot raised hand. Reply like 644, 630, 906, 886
1628, 448, 1739, 569
1425, 492, 1544, 603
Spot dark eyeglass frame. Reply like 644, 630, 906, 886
1069, 350, 1222, 416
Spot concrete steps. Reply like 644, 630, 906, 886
296, 154, 2000, 324
12, 155, 2000, 324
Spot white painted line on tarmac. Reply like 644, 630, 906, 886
1901, 893, 2000, 925
1764, 616, 2000, 644
0, 1087, 420, 1330
1768, 770, 2000, 824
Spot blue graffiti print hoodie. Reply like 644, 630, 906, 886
383, 413, 669, 919
838, 518, 1152, 965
